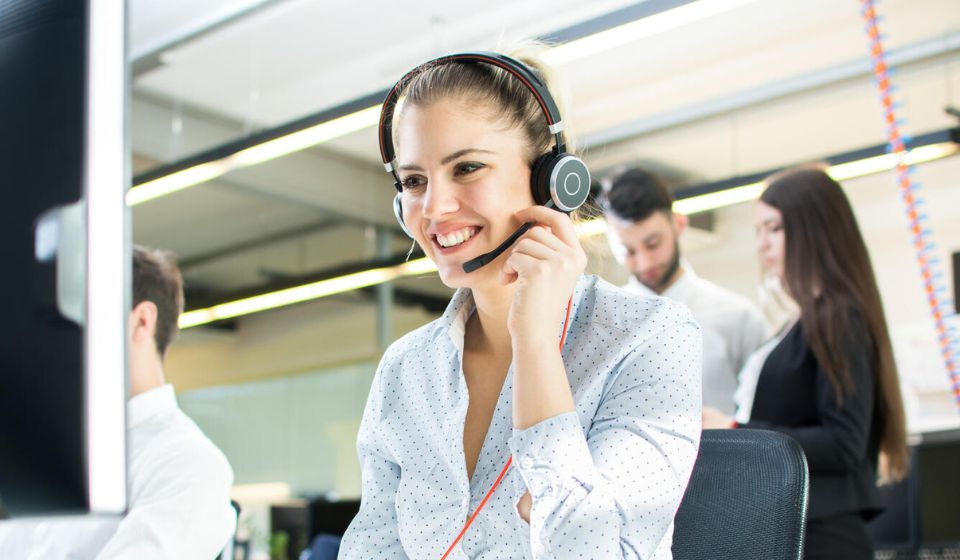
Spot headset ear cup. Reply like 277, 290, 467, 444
530, 153, 556, 206
531, 153, 591, 212
393, 194, 414, 239
548, 154, 591, 212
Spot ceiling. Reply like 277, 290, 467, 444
128, 0, 960, 322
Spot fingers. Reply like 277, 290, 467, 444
513, 232, 561, 260
513, 205, 579, 249
500, 251, 538, 285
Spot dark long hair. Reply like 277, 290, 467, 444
761, 165, 908, 482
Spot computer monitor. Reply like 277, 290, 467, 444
916, 429, 960, 548
869, 431, 960, 552
0, 0, 128, 517
309, 498, 360, 538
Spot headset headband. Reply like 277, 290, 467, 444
378, 51, 567, 191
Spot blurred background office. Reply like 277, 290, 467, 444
126, 0, 959, 558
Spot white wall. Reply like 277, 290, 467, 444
178, 360, 376, 498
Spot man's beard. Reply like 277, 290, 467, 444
636, 242, 681, 293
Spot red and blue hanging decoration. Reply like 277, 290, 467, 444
860, 0, 960, 412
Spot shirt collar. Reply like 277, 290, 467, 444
127, 384, 178, 428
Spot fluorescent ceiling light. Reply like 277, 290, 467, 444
543, 0, 762, 66
127, 105, 380, 206
573, 216, 610, 237
126, 160, 234, 205
827, 143, 958, 181
179, 257, 436, 329
230, 105, 382, 167
577, 140, 959, 237
674, 182, 765, 215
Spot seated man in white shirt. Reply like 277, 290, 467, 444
602, 167, 767, 415
0, 246, 236, 559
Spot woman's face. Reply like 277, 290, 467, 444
754, 200, 785, 280
395, 97, 535, 289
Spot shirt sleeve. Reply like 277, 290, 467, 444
97, 443, 236, 560
338, 362, 408, 559
508, 319, 703, 559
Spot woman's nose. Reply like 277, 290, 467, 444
422, 177, 459, 219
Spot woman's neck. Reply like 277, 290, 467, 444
465, 282, 516, 357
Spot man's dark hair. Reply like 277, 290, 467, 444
132, 246, 184, 357
602, 167, 674, 222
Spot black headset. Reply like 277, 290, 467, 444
378, 52, 591, 272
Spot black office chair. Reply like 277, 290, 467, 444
673, 429, 809, 560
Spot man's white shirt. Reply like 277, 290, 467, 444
625, 263, 767, 415
0, 384, 236, 559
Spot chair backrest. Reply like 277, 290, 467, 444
673, 429, 809, 560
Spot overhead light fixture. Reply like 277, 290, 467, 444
543, 0, 762, 66
672, 130, 959, 217
127, 104, 381, 206
575, 129, 960, 236
826, 142, 957, 181
179, 257, 437, 329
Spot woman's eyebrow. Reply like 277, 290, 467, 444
441, 148, 495, 165
398, 148, 496, 171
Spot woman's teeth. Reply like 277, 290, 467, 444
436, 227, 477, 248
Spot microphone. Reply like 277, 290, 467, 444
462, 201, 556, 273
462, 222, 533, 273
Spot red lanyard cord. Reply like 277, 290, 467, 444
439, 296, 573, 559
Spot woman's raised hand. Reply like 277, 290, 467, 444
500, 205, 587, 346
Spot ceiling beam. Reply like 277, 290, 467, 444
581, 32, 960, 149
177, 218, 346, 270
132, 0, 290, 77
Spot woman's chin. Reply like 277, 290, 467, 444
436, 260, 495, 290
436, 264, 470, 289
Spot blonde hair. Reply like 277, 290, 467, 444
392, 42, 574, 165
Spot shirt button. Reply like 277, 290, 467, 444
519, 456, 534, 469
532, 542, 546, 557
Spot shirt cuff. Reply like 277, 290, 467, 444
508, 411, 597, 501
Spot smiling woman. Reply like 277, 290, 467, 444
338, 46, 703, 560
395, 98, 536, 287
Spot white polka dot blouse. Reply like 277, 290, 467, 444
339, 275, 703, 559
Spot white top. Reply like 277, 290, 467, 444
339, 275, 702, 559
624, 263, 767, 415
732, 321, 796, 424
0, 384, 236, 560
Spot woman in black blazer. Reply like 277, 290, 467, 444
703, 166, 909, 560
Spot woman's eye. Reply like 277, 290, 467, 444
454, 162, 484, 176
401, 175, 426, 190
